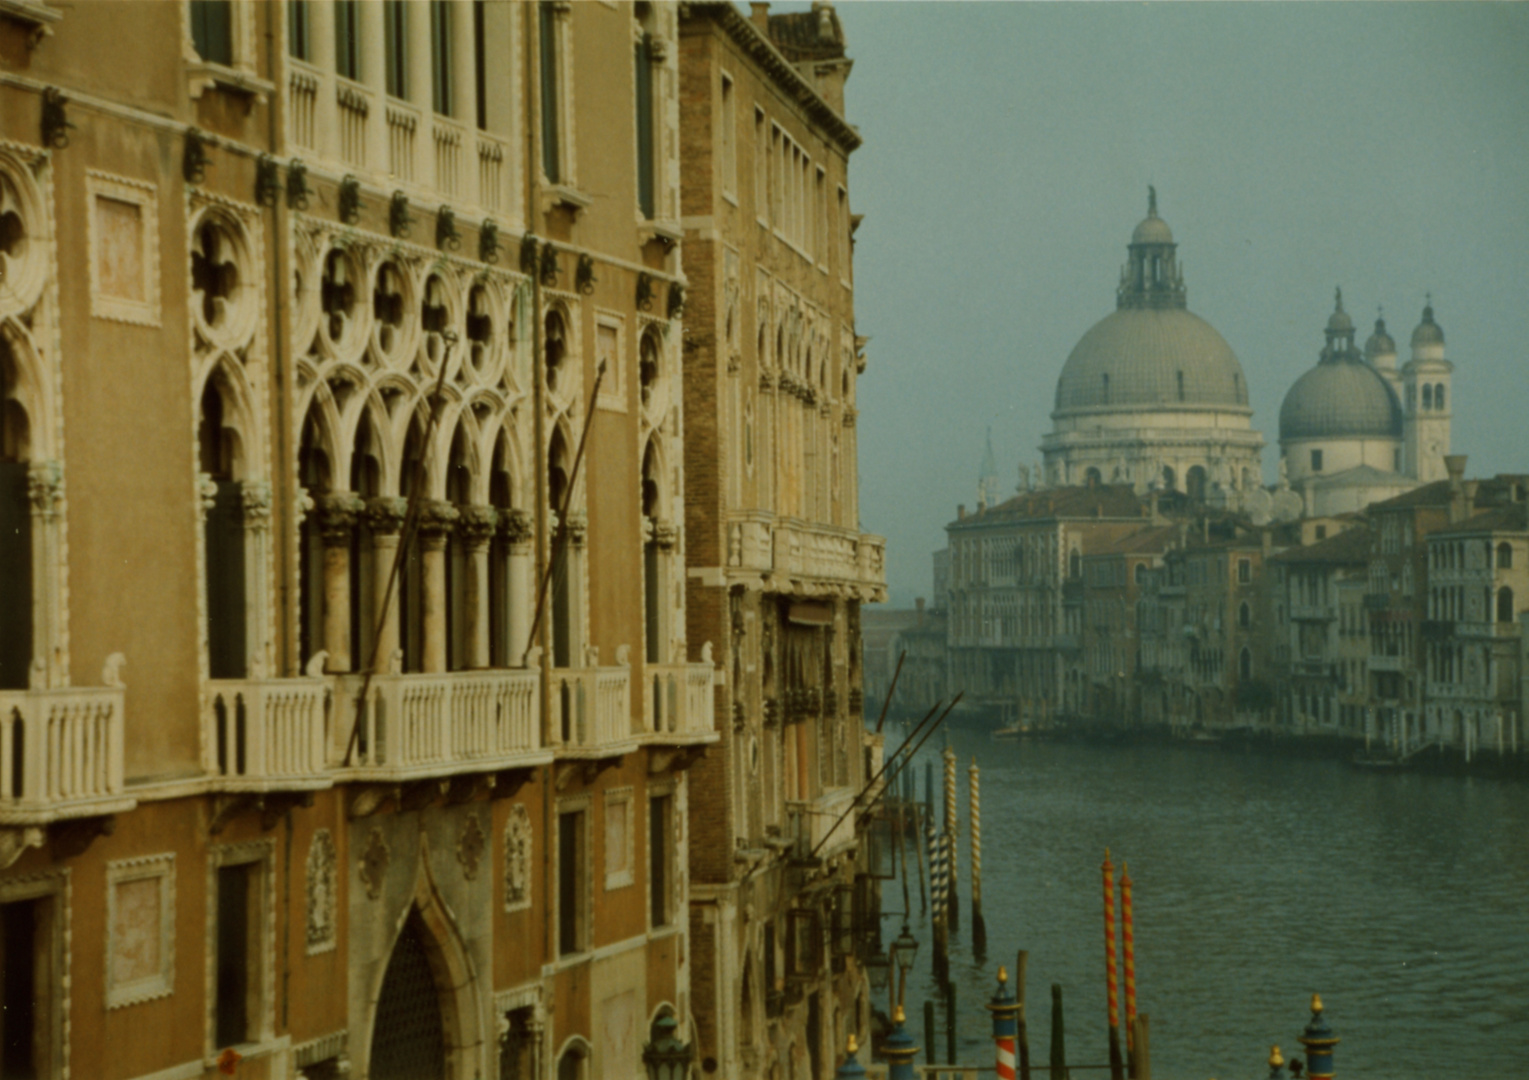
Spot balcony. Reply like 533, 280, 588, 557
643, 657, 718, 744
1289, 604, 1334, 622
550, 665, 633, 757
385, 101, 420, 182
431, 117, 468, 200
336, 78, 373, 168
288, 64, 320, 151
476, 133, 510, 214
787, 787, 858, 863
204, 677, 332, 792
336, 669, 544, 782
726, 512, 887, 599
0, 686, 132, 825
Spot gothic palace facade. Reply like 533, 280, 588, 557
0, 3, 883, 1079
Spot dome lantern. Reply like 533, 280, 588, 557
1411, 295, 1445, 348
1118, 186, 1186, 312
1364, 307, 1397, 367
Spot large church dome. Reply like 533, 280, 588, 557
1055, 308, 1248, 412
1053, 189, 1250, 417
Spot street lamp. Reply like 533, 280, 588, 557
642, 1014, 693, 1080
890, 921, 920, 1008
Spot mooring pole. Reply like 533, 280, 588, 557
1049, 983, 1067, 1080
943, 742, 960, 932
1132, 1015, 1151, 1080
1016, 950, 1032, 1080
924, 1000, 937, 1066
970, 757, 987, 957
986, 965, 1021, 1080
1121, 862, 1137, 1069
1103, 850, 1124, 1080
1296, 994, 1339, 1080
883, 1005, 920, 1080
945, 979, 958, 1065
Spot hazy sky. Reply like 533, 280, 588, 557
823, 2, 1529, 606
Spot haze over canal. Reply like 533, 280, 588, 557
887, 728, 1529, 1078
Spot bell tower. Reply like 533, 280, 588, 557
1402, 297, 1452, 484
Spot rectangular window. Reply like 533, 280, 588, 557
215, 863, 256, 1048
430, 1, 453, 116
539, 2, 561, 183
649, 793, 672, 928
720, 74, 737, 199
335, 0, 361, 80
287, 0, 310, 61
474, 0, 488, 130
837, 186, 850, 281
770, 126, 782, 226
0, 458, 32, 690
1, 900, 40, 1076
190, 0, 233, 66
754, 107, 767, 223
1311, 448, 1324, 472
815, 167, 827, 265
557, 809, 586, 955
384, 0, 408, 100
635, 33, 656, 219
604, 789, 633, 890
1238, 558, 1252, 585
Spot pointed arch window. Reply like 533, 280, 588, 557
1422, 384, 1433, 411
201, 377, 248, 679
0, 342, 31, 689
1433, 383, 1445, 411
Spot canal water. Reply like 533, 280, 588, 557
883, 725, 1529, 1078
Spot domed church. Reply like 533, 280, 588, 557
1278, 290, 1453, 516
1041, 190, 1265, 503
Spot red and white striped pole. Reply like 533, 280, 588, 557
986, 965, 1021, 1080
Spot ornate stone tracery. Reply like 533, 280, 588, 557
306, 829, 338, 953
503, 804, 532, 912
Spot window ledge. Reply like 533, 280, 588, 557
187, 60, 275, 104
640, 219, 682, 250
0, 0, 59, 46
541, 182, 593, 217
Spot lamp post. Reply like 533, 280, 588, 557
642, 1013, 693, 1080
890, 921, 920, 1009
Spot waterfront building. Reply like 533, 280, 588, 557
862, 600, 947, 721
0, 3, 720, 1078
1278, 292, 1455, 516
1422, 496, 1528, 756
944, 484, 1151, 720
1040, 191, 1265, 501
1268, 527, 1372, 737
1079, 523, 1180, 724
676, 3, 886, 1077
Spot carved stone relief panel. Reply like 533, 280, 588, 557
503, 804, 532, 912
105, 853, 175, 1008
306, 829, 338, 954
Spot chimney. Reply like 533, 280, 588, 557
957, 504, 966, 520
1444, 455, 1469, 522
750, 2, 770, 31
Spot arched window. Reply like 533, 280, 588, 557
1084, 466, 1102, 487
1186, 465, 1207, 502
444, 423, 473, 672
398, 415, 428, 673
1239, 647, 1252, 681
1498, 586, 1514, 625
1069, 549, 1082, 580
557, 1046, 588, 1080
639, 330, 661, 410
488, 431, 518, 667
1422, 384, 1432, 410
1238, 601, 1251, 630
545, 308, 568, 393
348, 412, 384, 673
0, 340, 32, 689
201, 376, 249, 679
1497, 542, 1513, 570
642, 441, 663, 664
1434, 383, 1445, 410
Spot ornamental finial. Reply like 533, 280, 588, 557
1269, 1045, 1284, 1067
1311, 992, 1324, 1014
1147, 185, 1157, 217
1334, 286, 1344, 313
847, 1034, 858, 1054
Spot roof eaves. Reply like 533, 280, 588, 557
689, 3, 862, 154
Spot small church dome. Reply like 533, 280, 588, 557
1364, 314, 1396, 360
1280, 357, 1403, 441
1411, 301, 1445, 347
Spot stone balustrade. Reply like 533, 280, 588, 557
204, 677, 332, 791
726, 512, 888, 598
336, 668, 542, 780
550, 665, 632, 754
0, 685, 131, 824
644, 657, 717, 740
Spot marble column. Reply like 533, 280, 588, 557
241, 481, 274, 678
501, 509, 534, 666
365, 497, 407, 673
419, 500, 459, 674
26, 462, 65, 689
458, 505, 498, 670
316, 493, 364, 673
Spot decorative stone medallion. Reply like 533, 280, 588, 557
457, 814, 486, 881
358, 828, 389, 901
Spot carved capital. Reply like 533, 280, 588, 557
315, 492, 364, 543
653, 519, 679, 551
458, 505, 498, 548
418, 500, 460, 549
26, 461, 63, 517
241, 481, 274, 525
759, 371, 776, 393
564, 511, 588, 548
498, 507, 533, 548
198, 473, 219, 514
365, 496, 409, 536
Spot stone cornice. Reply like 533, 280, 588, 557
684, 3, 862, 155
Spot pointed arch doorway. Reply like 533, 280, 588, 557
370, 909, 448, 1080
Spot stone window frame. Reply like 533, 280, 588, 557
593, 309, 627, 414
181, 0, 274, 102
0, 868, 70, 1080
104, 852, 176, 1009
553, 793, 592, 960
603, 785, 635, 892
85, 170, 161, 327
204, 838, 277, 1058
645, 778, 679, 934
